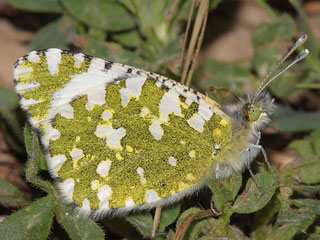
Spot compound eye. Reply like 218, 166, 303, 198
248, 106, 260, 121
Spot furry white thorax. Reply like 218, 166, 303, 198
215, 92, 276, 178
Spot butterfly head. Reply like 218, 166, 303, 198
242, 92, 275, 131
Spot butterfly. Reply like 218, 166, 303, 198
13, 35, 308, 218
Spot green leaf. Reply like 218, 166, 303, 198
166, 229, 175, 240
253, 46, 280, 78
272, 106, 320, 132
24, 124, 47, 171
176, 208, 209, 240
289, 139, 314, 159
9, 0, 62, 13
297, 158, 320, 184
55, 202, 105, 240
254, 0, 278, 20
202, 219, 250, 240
232, 172, 277, 214
290, 199, 320, 215
0, 178, 29, 208
199, 60, 254, 92
88, 27, 107, 41
271, 205, 316, 238
176, 207, 201, 227
310, 128, 320, 155
24, 129, 53, 193
113, 30, 141, 48
125, 212, 153, 238
158, 204, 180, 230
87, 38, 146, 69
267, 224, 298, 240
61, 0, 135, 31
209, 172, 242, 212
251, 196, 281, 240
267, 63, 310, 99
30, 16, 77, 50
0, 86, 25, 153
253, 14, 295, 48
289, 0, 319, 58
120, 0, 171, 39
0, 195, 54, 240
183, 218, 209, 240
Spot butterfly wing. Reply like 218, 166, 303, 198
14, 49, 231, 217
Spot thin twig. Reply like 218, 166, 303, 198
151, 207, 162, 238
180, 0, 209, 87
185, 1, 208, 87
179, 0, 196, 83
166, 0, 180, 21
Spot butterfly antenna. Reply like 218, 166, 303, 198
252, 34, 309, 103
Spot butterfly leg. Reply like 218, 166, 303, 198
245, 146, 263, 191
251, 144, 280, 184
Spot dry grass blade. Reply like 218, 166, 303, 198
151, 207, 162, 238
173, 209, 215, 240
180, 0, 209, 87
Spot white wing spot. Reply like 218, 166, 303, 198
70, 148, 83, 162
51, 155, 67, 172
88, 57, 105, 72
119, 76, 146, 106
73, 53, 84, 67
16, 82, 40, 92
59, 104, 74, 119
94, 125, 126, 149
146, 190, 160, 203
148, 121, 163, 140
189, 151, 195, 158
91, 180, 99, 189
96, 160, 111, 177
137, 167, 144, 176
186, 98, 193, 105
141, 107, 149, 116
125, 198, 136, 207
159, 89, 181, 121
188, 114, 204, 132
168, 156, 177, 166
27, 51, 40, 62
199, 101, 213, 121
61, 178, 75, 202
14, 65, 33, 78
45, 49, 62, 75
102, 111, 112, 120
21, 98, 42, 107
137, 167, 146, 184
87, 88, 106, 107
49, 128, 61, 141
98, 185, 112, 210
81, 199, 91, 211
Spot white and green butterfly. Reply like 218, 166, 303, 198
14, 35, 308, 218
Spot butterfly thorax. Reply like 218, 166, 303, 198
215, 92, 275, 178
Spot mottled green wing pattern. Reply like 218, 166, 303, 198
14, 49, 231, 217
